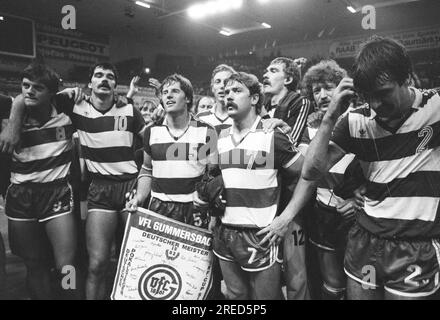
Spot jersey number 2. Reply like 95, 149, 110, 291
416, 126, 433, 153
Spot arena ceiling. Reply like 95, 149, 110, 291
0, 0, 439, 54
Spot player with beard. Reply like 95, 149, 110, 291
265, 36, 440, 299
300, 60, 365, 299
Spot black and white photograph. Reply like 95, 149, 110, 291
0, 0, 439, 304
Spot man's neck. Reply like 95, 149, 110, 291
215, 101, 229, 119
27, 103, 52, 126
233, 112, 258, 134
166, 110, 190, 130
270, 87, 289, 106
91, 93, 114, 111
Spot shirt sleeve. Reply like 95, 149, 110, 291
132, 105, 146, 134
286, 97, 310, 146
298, 126, 311, 146
330, 114, 352, 153
333, 157, 366, 199
274, 129, 300, 170
54, 93, 75, 116
0, 95, 12, 119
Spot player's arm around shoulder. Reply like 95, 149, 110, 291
272, 128, 303, 178
0, 94, 25, 154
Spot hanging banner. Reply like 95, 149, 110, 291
330, 26, 440, 58
111, 208, 213, 300
35, 22, 109, 64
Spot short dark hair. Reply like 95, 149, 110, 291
88, 62, 119, 84
160, 74, 194, 110
225, 72, 263, 114
353, 35, 413, 95
210, 64, 236, 88
21, 63, 60, 93
302, 60, 347, 100
270, 57, 300, 91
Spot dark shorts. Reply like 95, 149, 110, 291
87, 178, 136, 213
213, 223, 282, 272
308, 201, 354, 251
344, 223, 440, 298
148, 197, 209, 228
6, 180, 73, 223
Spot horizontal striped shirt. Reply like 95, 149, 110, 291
57, 95, 145, 181
197, 111, 233, 135
144, 115, 217, 203
218, 116, 301, 228
11, 106, 74, 184
331, 88, 440, 238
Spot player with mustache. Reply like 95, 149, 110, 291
210, 72, 306, 299
3, 62, 146, 299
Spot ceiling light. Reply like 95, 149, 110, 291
347, 5, 356, 13
188, 0, 243, 20
188, 4, 206, 19
135, 1, 151, 9
219, 29, 232, 36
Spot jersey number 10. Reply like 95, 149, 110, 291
114, 116, 128, 131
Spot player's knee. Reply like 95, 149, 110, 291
225, 283, 249, 300
53, 245, 76, 268
87, 256, 108, 277
322, 282, 346, 300
322, 271, 346, 291
227, 289, 249, 300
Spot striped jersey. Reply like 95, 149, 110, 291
144, 115, 217, 203
11, 106, 74, 184
197, 111, 233, 135
218, 116, 301, 228
57, 95, 145, 181
331, 88, 440, 238
300, 126, 357, 207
